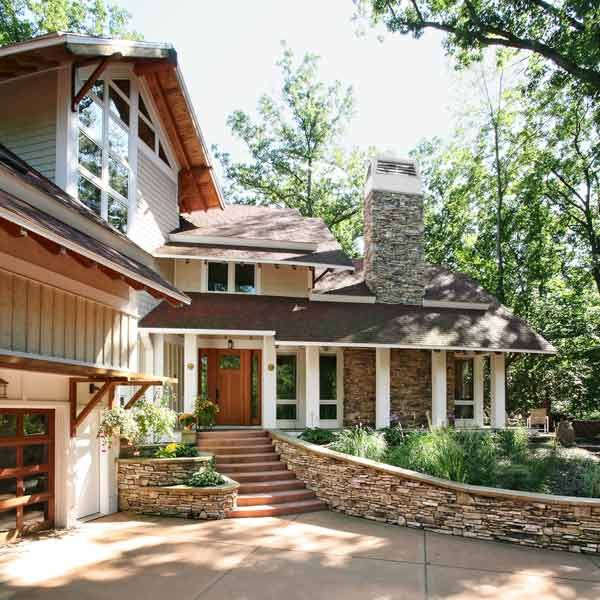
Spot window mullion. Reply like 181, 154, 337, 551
228, 263, 235, 293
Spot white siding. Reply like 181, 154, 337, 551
0, 71, 57, 180
262, 264, 309, 297
174, 260, 201, 292
129, 150, 178, 253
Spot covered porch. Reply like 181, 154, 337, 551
139, 329, 509, 431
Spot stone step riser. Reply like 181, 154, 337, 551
197, 445, 274, 454
227, 500, 327, 518
237, 490, 316, 507
226, 471, 296, 483
197, 431, 268, 439
215, 454, 279, 464
238, 480, 305, 494
220, 462, 284, 473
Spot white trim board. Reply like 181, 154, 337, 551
422, 300, 491, 310
154, 253, 354, 271
139, 328, 277, 336
309, 292, 375, 304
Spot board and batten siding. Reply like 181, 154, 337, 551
0, 71, 57, 180
129, 150, 179, 253
0, 269, 137, 371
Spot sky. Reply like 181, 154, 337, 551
118, 0, 456, 173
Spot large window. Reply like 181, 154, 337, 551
319, 354, 338, 422
276, 354, 297, 422
206, 262, 257, 294
77, 79, 130, 233
76, 73, 175, 233
454, 358, 475, 420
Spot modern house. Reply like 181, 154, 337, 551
0, 33, 553, 538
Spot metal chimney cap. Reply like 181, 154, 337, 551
365, 155, 422, 197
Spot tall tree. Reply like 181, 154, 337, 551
0, 0, 139, 45
356, 1, 600, 95
214, 45, 372, 255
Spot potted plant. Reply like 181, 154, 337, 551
179, 412, 197, 444
97, 406, 137, 454
195, 397, 219, 429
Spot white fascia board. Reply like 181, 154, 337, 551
0, 34, 65, 58
0, 207, 190, 306
274, 340, 556, 354
138, 328, 276, 336
168, 233, 318, 252
153, 253, 355, 272
423, 299, 491, 310
308, 293, 375, 304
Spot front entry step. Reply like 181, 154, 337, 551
197, 430, 326, 518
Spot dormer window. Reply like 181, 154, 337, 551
205, 262, 258, 294
77, 78, 130, 233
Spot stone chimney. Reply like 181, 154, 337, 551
363, 156, 425, 305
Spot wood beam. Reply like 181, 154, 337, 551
133, 59, 177, 76
69, 378, 77, 438
74, 381, 113, 430
124, 384, 151, 409
71, 52, 122, 112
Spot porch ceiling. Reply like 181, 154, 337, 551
139, 293, 556, 354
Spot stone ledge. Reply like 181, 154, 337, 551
269, 430, 600, 508
117, 455, 212, 464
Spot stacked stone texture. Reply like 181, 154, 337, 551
343, 349, 457, 427
117, 457, 237, 520
272, 435, 600, 554
363, 190, 425, 305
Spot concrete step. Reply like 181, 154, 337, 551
237, 489, 317, 507
227, 499, 327, 518
225, 470, 295, 483
197, 444, 274, 454
238, 479, 306, 494
219, 461, 285, 473
198, 430, 268, 439
215, 453, 279, 464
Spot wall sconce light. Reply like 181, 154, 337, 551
0, 378, 8, 399
227, 339, 234, 350
89, 383, 101, 394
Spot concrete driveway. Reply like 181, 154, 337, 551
1, 511, 600, 599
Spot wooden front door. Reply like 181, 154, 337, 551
0, 408, 55, 542
201, 349, 262, 426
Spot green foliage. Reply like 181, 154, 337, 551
178, 413, 196, 429
194, 397, 219, 429
154, 443, 198, 459
382, 427, 600, 498
379, 425, 406, 447
133, 395, 176, 445
329, 425, 387, 461
187, 467, 225, 488
0, 0, 140, 45
358, 1, 600, 95
214, 44, 373, 256
299, 427, 336, 445
97, 405, 137, 449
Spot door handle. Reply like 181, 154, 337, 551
215, 388, 219, 403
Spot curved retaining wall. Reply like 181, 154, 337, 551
117, 457, 238, 520
270, 431, 600, 554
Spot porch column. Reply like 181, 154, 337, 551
305, 346, 320, 428
183, 334, 197, 414
375, 348, 391, 429
431, 350, 447, 427
490, 353, 506, 428
473, 354, 485, 427
262, 335, 277, 428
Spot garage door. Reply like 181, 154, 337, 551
0, 408, 55, 541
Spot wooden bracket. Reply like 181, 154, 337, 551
124, 384, 151, 409
70, 380, 113, 437
71, 52, 122, 112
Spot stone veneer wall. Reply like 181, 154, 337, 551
343, 349, 457, 427
363, 190, 425, 305
271, 431, 600, 554
117, 457, 238, 520
343, 348, 376, 425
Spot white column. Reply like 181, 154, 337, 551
431, 351, 447, 427
305, 346, 320, 428
262, 335, 277, 428
490, 353, 506, 428
183, 334, 197, 413
473, 355, 485, 427
375, 348, 391, 429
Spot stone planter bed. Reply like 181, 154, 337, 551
117, 456, 239, 520
270, 430, 600, 554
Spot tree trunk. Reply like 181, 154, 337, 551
492, 120, 506, 304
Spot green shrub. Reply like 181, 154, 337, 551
299, 428, 336, 445
187, 467, 225, 487
329, 426, 387, 461
154, 443, 198, 458
379, 425, 405, 447
580, 461, 600, 497
493, 428, 530, 462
